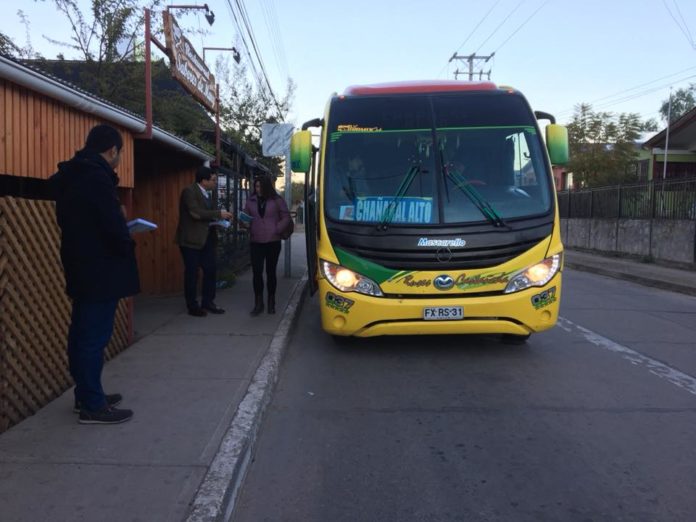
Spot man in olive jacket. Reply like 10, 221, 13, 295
175, 166, 232, 316
50, 124, 139, 425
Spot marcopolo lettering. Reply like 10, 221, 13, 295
417, 238, 466, 248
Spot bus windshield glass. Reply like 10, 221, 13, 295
324, 92, 552, 226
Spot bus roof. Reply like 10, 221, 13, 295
343, 80, 501, 96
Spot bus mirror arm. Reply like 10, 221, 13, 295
302, 118, 324, 130
534, 111, 556, 124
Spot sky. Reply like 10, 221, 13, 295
4, 0, 696, 133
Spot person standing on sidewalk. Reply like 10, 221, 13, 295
175, 166, 233, 316
242, 175, 291, 315
50, 124, 139, 425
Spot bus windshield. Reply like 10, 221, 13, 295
324, 92, 552, 226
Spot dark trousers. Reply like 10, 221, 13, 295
68, 298, 119, 412
250, 241, 282, 295
180, 233, 217, 310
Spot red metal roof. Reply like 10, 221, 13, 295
343, 80, 499, 96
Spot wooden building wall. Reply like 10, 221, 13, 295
132, 141, 200, 295
0, 79, 134, 187
0, 197, 129, 433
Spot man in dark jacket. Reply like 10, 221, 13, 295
50, 124, 140, 425
175, 166, 232, 316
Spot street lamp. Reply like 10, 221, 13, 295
167, 4, 215, 25
203, 47, 241, 64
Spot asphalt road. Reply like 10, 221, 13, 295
233, 268, 696, 522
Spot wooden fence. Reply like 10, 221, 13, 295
0, 196, 128, 433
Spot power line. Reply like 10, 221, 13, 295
224, 0, 265, 89
223, 0, 284, 119
437, 0, 501, 77
235, 0, 284, 117
662, 0, 696, 49
475, 0, 525, 54
270, 0, 290, 77
556, 65, 696, 117
592, 74, 696, 111
493, 0, 550, 54
673, 0, 695, 45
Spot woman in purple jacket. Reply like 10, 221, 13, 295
243, 175, 291, 315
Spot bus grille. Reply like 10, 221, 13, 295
338, 239, 542, 270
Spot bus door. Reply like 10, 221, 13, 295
304, 144, 319, 295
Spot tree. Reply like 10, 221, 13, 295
36, 0, 161, 62
1, 10, 39, 58
24, 1, 295, 162
217, 57, 295, 175
659, 84, 696, 124
566, 103, 656, 187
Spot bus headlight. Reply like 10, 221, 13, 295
321, 260, 384, 297
504, 254, 561, 294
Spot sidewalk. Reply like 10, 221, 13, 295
565, 248, 696, 296
1, 239, 693, 521
0, 234, 307, 522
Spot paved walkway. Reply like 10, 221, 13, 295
565, 249, 696, 296
0, 240, 693, 522
0, 234, 307, 522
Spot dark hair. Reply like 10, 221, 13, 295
254, 175, 278, 199
196, 166, 215, 183
84, 124, 123, 153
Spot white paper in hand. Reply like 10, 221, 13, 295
127, 218, 158, 233
209, 219, 231, 229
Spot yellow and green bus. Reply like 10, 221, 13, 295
291, 81, 568, 342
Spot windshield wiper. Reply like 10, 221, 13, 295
378, 164, 421, 230
443, 164, 508, 228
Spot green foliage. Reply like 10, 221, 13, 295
566, 103, 655, 187
19, 0, 295, 164
217, 58, 296, 176
660, 84, 696, 124
0, 32, 20, 55
291, 181, 305, 203
2, 10, 39, 58
37, 0, 162, 62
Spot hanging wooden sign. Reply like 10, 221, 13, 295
162, 11, 216, 112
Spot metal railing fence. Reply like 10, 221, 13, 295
558, 178, 696, 220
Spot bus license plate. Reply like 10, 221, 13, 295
423, 306, 463, 321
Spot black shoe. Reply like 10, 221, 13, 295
250, 294, 264, 316
78, 406, 133, 425
73, 393, 122, 413
188, 307, 208, 317
202, 303, 225, 314
267, 295, 276, 314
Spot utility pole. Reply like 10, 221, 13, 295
449, 52, 495, 81
663, 87, 673, 180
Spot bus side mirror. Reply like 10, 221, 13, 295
546, 124, 569, 166
291, 131, 312, 173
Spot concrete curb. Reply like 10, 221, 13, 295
185, 274, 309, 522
565, 262, 696, 297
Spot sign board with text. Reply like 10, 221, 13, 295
162, 11, 216, 112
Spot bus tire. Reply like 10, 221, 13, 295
502, 334, 531, 345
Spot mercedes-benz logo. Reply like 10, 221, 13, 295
436, 247, 453, 263
433, 274, 454, 290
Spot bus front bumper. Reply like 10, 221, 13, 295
318, 277, 561, 338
